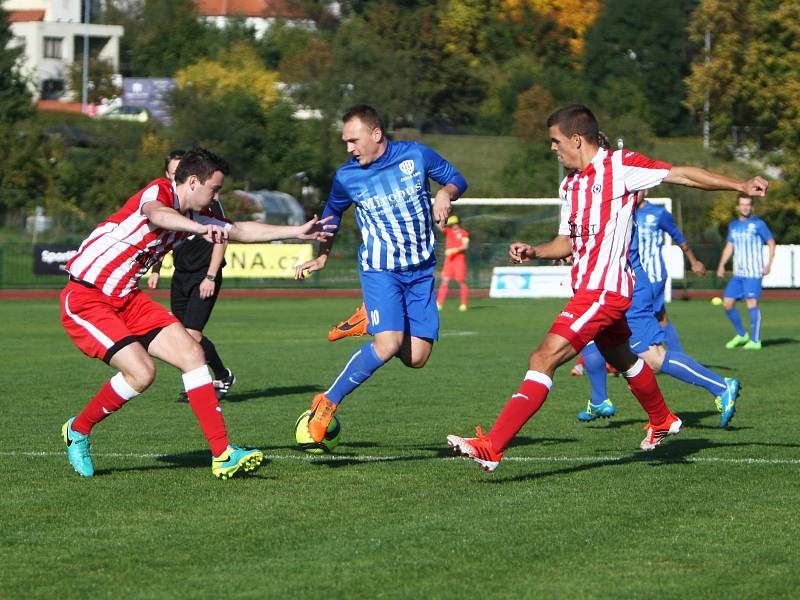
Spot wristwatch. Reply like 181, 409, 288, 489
205, 274, 216, 282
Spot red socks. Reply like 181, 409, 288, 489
488, 371, 552, 453
183, 366, 229, 457
623, 358, 671, 425
73, 373, 139, 434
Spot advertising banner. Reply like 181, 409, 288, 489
156, 244, 314, 279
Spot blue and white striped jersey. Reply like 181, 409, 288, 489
727, 216, 773, 278
636, 202, 686, 283
322, 141, 467, 272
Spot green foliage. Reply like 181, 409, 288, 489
0, 8, 33, 124
66, 58, 120, 104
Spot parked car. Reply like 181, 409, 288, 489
97, 105, 150, 123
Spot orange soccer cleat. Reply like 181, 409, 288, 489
327, 303, 369, 342
308, 393, 339, 443
640, 413, 682, 451
446, 426, 504, 472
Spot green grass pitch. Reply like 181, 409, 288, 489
2, 295, 799, 598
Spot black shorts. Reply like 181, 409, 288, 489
170, 270, 222, 331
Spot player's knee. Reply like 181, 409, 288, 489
124, 360, 156, 391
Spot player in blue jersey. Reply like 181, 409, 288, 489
635, 190, 706, 352
716, 195, 775, 350
295, 104, 468, 443
578, 191, 743, 428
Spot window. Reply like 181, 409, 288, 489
43, 37, 63, 59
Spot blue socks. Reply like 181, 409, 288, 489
661, 350, 727, 396
582, 343, 609, 405
726, 308, 746, 336
325, 342, 385, 404
748, 307, 761, 342
661, 322, 684, 353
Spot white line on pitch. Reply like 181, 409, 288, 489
4, 451, 800, 465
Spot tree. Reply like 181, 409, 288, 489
583, 0, 699, 136
67, 58, 120, 103
0, 7, 33, 125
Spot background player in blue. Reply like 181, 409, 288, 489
294, 104, 468, 443
716, 195, 775, 350
636, 189, 706, 352
578, 191, 743, 428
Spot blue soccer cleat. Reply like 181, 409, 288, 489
211, 445, 264, 480
715, 378, 741, 428
61, 417, 94, 477
577, 399, 616, 422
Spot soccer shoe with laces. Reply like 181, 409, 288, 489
213, 368, 236, 399
640, 414, 682, 451
328, 303, 369, 342
308, 393, 338, 443
725, 333, 750, 349
446, 426, 503, 472
61, 417, 94, 477
577, 399, 616, 422
715, 377, 741, 428
211, 445, 264, 480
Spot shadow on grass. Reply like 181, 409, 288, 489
483, 437, 800, 485
762, 337, 798, 347
224, 384, 324, 403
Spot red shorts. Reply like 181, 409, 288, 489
441, 255, 466, 281
548, 289, 631, 352
61, 281, 178, 362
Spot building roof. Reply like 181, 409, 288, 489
7, 10, 46, 22
193, 0, 301, 18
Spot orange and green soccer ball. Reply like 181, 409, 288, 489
294, 409, 341, 454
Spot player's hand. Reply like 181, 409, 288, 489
509, 242, 535, 263
297, 215, 337, 241
433, 194, 452, 231
691, 260, 706, 275
744, 176, 769, 197
295, 255, 327, 280
200, 224, 228, 244
716, 266, 725, 279
147, 272, 159, 289
763, 264, 771, 276
198, 277, 215, 299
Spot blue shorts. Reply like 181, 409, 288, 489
359, 262, 439, 340
724, 276, 762, 300
627, 277, 665, 352
650, 279, 666, 314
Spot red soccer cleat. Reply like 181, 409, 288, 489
327, 303, 369, 342
640, 413, 682, 451
446, 426, 504, 472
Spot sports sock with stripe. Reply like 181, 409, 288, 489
73, 372, 139, 434
725, 307, 746, 336
326, 342, 385, 404
660, 350, 727, 396
183, 366, 228, 457
488, 370, 552, 453
582, 342, 609, 405
748, 306, 762, 342
622, 358, 671, 425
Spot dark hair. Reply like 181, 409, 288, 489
547, 104, 601, 145
173, 148, 229, 184
163, 149, 185, 173
342, 104, 384, 133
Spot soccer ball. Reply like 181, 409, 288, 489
294, 409, 341, 454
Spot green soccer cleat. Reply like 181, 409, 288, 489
61, 417, 94, 477
725, 333, 750, 349
742, 340, 762, 350
211, 445, 264, 480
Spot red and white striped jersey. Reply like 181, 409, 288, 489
558, 148, 672, 297
66, 179, 229, 298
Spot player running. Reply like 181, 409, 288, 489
447, 104, 768, 472
60, 149, 333, 479
295, 104, 467, 444
716, 195, 775, 350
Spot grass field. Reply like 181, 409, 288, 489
3, 295, 799, 598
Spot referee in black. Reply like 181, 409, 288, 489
148, 150, 236, 401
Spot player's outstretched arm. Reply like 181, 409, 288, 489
509, 235, 571, 263
228, 215, 336, 243
664, 166, 769, 196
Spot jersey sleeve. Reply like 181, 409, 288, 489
620, 151, 673, 193
419, 144, 468, 195
320, 172, 352, 229
658, 208, 686, 245
756, 218, 774, 242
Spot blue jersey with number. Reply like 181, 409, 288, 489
727, 216, 773, 278
636, 202, 685, 283
322, 141, 467, 272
